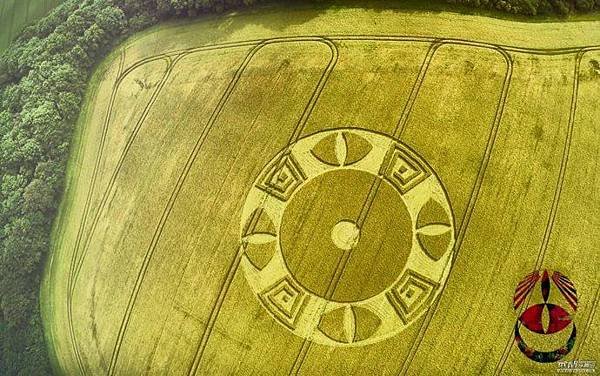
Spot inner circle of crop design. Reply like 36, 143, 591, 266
513, 270, 578, 363
239, 128, 455, 346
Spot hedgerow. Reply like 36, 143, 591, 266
0, 0, 598, 374
0, 1, 260, 373
447, 0, 600, 15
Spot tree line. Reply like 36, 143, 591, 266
0, 1, 260, 374
0, 0, 597, 374
446, 0, 600, 15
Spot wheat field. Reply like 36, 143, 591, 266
41, 5, 600, 375
0, 0, 62, 51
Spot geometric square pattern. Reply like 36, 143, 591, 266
382, 145, 431, 194
242, 129, 455, 346
257, 153, 306, 201
386, 269, 439, 324
259, 276, 308, 330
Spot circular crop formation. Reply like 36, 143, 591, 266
239, 128, 456, 346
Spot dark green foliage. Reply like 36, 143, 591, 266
575, 0, 599, 10
447, 0, 600, 15
0, 0, 257, 374
0, 0, 597, 374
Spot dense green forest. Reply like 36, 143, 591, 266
447, 0, 600, 15
0, 0, 598, 374
0, 1, 262, 373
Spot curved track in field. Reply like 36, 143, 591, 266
395, 43, 513, 376
182, 37, 341, 376
492, 47, 598, 376
107, 37, 340, 376
575, 284, 600, 359
62, 34, 600, 375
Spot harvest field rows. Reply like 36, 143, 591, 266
41, 6, 600, 375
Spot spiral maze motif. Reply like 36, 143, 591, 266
239, 128, 456, 346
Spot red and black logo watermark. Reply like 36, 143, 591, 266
513, 270, 577, 363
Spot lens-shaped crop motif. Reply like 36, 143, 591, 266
239, 128, 456, 346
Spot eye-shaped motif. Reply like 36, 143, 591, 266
242, 208, 277, 270
519, 303, 572, 334
416, 199, 452, 261
318, 306, 381, 344
310, 131, 372, 166
240, 128, 456, 347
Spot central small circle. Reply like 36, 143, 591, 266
331, 220, 360, 250
280, 169, 412, 303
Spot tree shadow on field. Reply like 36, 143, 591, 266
203, 0, 553, 37
213, 0, 451, 33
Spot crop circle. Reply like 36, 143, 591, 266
240, 128, 456, 346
